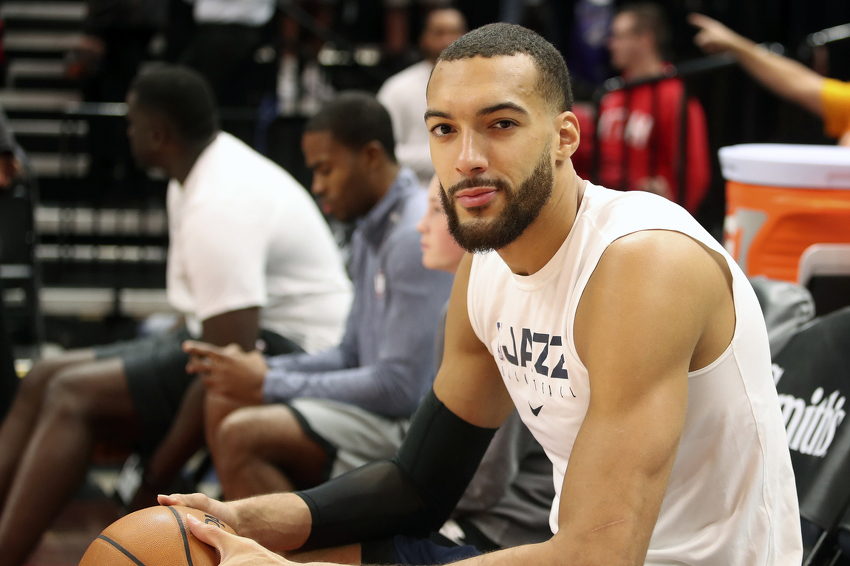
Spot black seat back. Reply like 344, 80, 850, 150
773, 307, 850, 560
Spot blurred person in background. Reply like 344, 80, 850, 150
378, 8, 467, 186
690, 13, 850, 146
576, 2, 711, 216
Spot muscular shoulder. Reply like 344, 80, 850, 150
575, 230, 731, 367
595, 230, 728, 305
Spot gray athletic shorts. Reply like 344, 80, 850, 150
287, 398, 410, 480
95, 327, 300, 456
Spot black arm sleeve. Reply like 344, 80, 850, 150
295, 389, 498, 550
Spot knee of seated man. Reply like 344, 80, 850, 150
19, 354, 90, 401
216, 405, 271, 455
217, 405, 305, 456
42, 364, 117, 420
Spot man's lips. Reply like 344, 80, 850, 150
455, 187, 497, 208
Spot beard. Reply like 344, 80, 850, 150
439, 147, 553, 253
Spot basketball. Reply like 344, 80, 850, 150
78, 505, 236, 566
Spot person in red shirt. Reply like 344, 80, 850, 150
577, 2, 711, 216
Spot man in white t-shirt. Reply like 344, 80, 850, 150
165, 25, 802, 566
378, 8, 467, 186
0, 65, 352, 566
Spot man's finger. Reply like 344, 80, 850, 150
186, 357, 216, 374
158, 492, 213, 512
686, 13, 712, 29
187, 514, 233, 555
222, 343, 245, 355
183, 340, 224, 358
157, 493, 180, 506
188, 515, 292, 565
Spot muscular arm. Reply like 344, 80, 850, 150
690, 13, 825, 116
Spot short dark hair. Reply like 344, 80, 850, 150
437, 23, 572, 112
617, 2, 671, 58
129, 64, 219, 143
304, 92, 396, 161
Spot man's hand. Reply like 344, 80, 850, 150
186, 514, 296, 566
183, 341, 268, 404
160, 492, 314, 553
689, 13, 749, 55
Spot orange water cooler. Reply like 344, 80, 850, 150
719, 144, 850, 283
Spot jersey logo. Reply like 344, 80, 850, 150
497, 323, 576, 399
529, 402, 543, 416
497, 324, 569, 380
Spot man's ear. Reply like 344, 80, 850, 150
149, 115, 173, 151
555, 110, 580, 161
361, 140, 387, 168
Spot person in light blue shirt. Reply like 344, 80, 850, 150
184, 92, 454, 499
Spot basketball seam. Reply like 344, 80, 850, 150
98, 535, 149, 566
168, 506, 195, 566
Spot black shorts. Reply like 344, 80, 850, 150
94, 327, 301, 455
361, 533, 482, 565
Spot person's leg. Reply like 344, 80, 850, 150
0, 357, 139, 566
214, 404, 327, 499
127, 377, 206, 511
139, 330, 304, 507
0, 350, 95, 511
205, 387, 257, 463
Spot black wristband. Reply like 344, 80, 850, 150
295, 389, 497, 550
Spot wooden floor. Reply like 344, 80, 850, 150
26, 497, 120, 566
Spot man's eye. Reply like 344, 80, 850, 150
431, 124, 454, 137
493, 120, 516, 130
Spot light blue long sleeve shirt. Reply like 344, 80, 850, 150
263, 168, 454, 418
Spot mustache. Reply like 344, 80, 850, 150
442, 177, 512, 199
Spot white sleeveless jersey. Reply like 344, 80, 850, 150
467, 183, 802, 565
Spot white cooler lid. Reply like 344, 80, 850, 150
719, 143, 850, 189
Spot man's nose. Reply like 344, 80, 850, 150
456, 130, 488, 177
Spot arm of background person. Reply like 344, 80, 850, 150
264, 287, 365, 375
689, 13, 825, 116
263, 229, 452, 418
